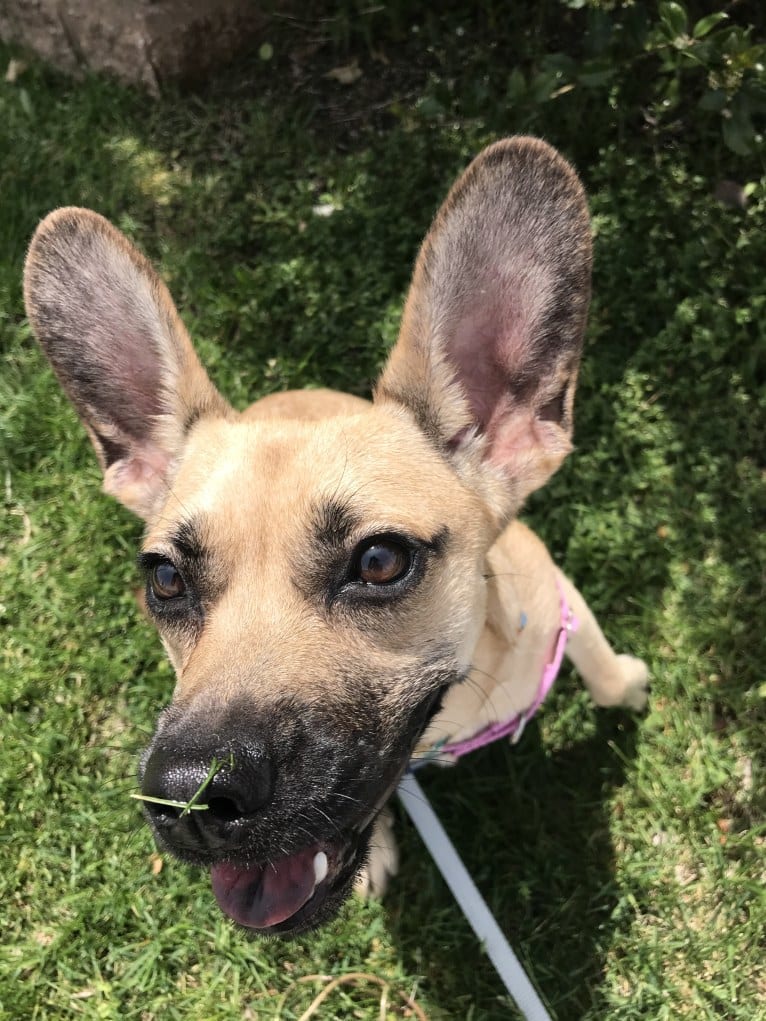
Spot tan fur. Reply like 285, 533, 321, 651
241, 388, 368, 421
419, 520, 648, 754
145, 404, 492, 701
24, 136, 648, 925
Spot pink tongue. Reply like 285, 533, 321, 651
210, 849, 318, 930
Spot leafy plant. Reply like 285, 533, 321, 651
373, 1, 764, 160
530, 2, 763, 155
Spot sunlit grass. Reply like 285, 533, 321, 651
1, 8, 764, 1019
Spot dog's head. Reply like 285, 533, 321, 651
24, 138, 591, 935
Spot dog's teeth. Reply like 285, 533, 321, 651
313, 851, 328, 885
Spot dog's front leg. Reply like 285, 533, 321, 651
557, 571, 649, 711
354, 806, 399, 899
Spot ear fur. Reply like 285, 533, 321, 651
24, 208, 231, 519
375, 137, 592, 519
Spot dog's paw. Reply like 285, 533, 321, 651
614, 654, 650, 711
354, 808, 399, 900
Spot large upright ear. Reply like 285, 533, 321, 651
24, 208, 231, 519
375, 137, 592, 520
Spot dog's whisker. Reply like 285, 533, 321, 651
453, 670, 506, 734
292, 821, 322, 845
310, 805, 345, 840
153, 472, 194, 522
325, 442, 352, 509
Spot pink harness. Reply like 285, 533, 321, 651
412, 578, 578, 768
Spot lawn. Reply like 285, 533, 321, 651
1, 3, 764, 1019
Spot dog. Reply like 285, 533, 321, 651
24, 137, 648, 937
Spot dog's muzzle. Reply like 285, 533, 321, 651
137, 677, 454, 935
139, 744, 375, 933
137, 703, 397, 935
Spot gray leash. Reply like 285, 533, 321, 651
397, 772, 553, 1021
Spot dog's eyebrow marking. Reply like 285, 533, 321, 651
138, 514, 226, 624
168, 517, 209, 561
136, 518, 210, 572
424, 525, 450, 557
310, 498, 360, 552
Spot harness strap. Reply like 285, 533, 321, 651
412, 576, 578, 768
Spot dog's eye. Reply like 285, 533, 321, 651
355, 540, 411, 585
150, 561, 186, 600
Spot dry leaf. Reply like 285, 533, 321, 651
312, 202, 338, 217
5, 59, 27, 83
325, 61, 362, 85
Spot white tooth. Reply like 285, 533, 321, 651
313, 851, 328, 885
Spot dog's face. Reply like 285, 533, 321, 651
24, 137, 591, 934
136, 409, 491, 931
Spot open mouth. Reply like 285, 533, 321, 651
209, 829, 369, 935
137, 685, 452, 935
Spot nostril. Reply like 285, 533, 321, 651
140, 739, 275, 828
206, 796, 243, 822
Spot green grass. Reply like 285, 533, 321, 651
1, 5, 765, 1019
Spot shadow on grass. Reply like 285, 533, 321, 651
386, 709, 642, 1020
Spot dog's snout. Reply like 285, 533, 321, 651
140, 737, 275, 850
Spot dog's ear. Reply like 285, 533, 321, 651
24, 208, 230, 519
375, 137, 592, 520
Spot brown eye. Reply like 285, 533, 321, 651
150, 561, 186, 600
356, 541, 411, 585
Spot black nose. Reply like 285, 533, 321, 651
140, 737, 275, 854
